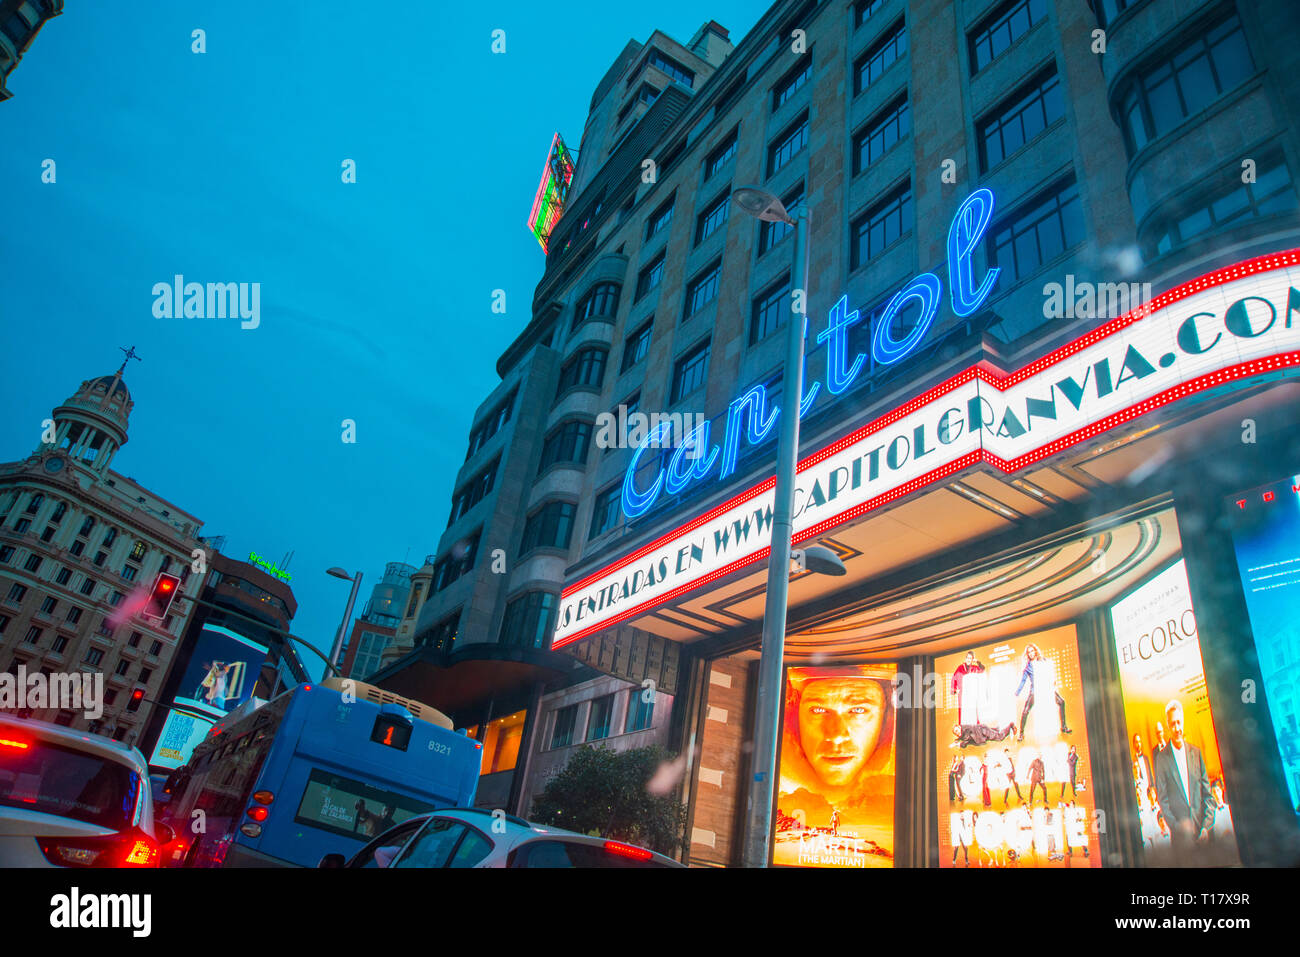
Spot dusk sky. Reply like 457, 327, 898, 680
0, 2, 763, 677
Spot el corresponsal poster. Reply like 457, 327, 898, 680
935, 625, 1100, 868
775, 664, 896, 868
1110, 560, 1239, 865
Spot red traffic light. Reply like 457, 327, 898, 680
144, 572, 182, 620
130, 688, 145, 702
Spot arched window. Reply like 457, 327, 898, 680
24, 494, 44, 515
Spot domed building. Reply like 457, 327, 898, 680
0, 351, 206, 745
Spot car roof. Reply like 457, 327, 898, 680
418, 807, 681, 865
0, 713, 150, 779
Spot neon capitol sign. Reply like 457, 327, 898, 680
622, 189, 1001, 520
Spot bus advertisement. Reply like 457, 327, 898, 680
164, 679, 482, 867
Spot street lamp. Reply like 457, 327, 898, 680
730, 185, 826, 868
325, 566, 363, 679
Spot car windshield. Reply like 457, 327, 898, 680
0, 737, 140, 829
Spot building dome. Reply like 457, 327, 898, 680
84, 374, 131, 402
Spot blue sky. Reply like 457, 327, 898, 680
0, 2, 762, 678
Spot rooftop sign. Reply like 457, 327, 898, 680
553, 250, 1300, 649
527, 133, 575, 253
248, 551, 292, 583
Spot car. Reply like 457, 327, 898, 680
317, 807, 684, 868
0, 713, 174, 867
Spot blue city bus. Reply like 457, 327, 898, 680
163, 678, 481, 867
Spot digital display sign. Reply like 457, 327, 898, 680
147, 709, 216, 771
173, 624, 269, 721
775, 664, 896, 867
370, 716, 412, 752
1227, 474, 1300, 816
294, 769, 434, 840
526, 133, 574, 253
1110, 560, 1239, 865
934, 626, 1101, 868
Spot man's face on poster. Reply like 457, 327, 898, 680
1167, 705, 1185, 748
798, 678, 885, 788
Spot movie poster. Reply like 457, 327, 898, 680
1226, 475, 1300, 815
1111, 559, 1240, 865
775, 664, 896, 867
173, 624, 269, 720
148, 708, 216, 770
935, 625, 1100, 868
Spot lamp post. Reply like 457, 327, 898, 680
730, 186, 819, 868
326, 567, 363, 679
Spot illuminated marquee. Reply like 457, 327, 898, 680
553, 250, 1300, 648
527, 133, 575, 253
621, 189, 1002, 520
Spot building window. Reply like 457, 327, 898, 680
705, 130, 738, 180
1147, 156, 1298, 257
751, 274, 792, 345
645, 195, 675, 241
128, 630, 142, 648
114, 660, 130, 677
635, 253, 666, 301
854, 0, 885, 28
670, 339, 711, 403
772, 55, 813, 111
853, 97, 909, 176
102, 528, 116, 547
432, 531, 481, 593
64, 607, 81, 624
39, 596, 57, 615
683, 260, 722, 319
758, 184, 804, 255
644, 48, 694, 87
448, 458, 499, 525
988, 177, 1085, 283
586, 694, 615, 741
969, 0, 1047, 74
621, 319, 654, 373
0, 615, 8, 635
551, 704, 578, 749
129, 540, 147, 561
23, 554, 41, 573
537, 420, 593, 472
93, 551, 107, 567
121, 564, 139, 582
520, 501, 577, 555
14, 519, 30, 534
978, 66, 1063, 172
854, 19, 907, 95
465, 389, 516, 461
499, 591, 556, 649
108, 591, 124, 608
40, 526, 56, 543
767, 112, 809, 177
55, 567, 71, 586
51, 502, 66, 523
7, 583, 27, 603
84, 648, 104, 667
556, 347, 608, 396
51, 635, 68, 654
0, 546, 12, 563
24, 494, 43, 515
626, 690, 655, 732
572, 283, 620, 332
149, 640, 162, 656
69, 540, 83, 557
1119, 16, 1253, 156
695, 191, 730, 245
590, 484, 622, 537
23, 626, 41, 645
79, 516, 95, 537
851, 182, 912, 270
423, 611, 460, 652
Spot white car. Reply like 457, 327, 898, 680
0, 713, 173, 867
319, 807, 683, 869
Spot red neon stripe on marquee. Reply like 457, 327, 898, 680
554, 249, 1300, 648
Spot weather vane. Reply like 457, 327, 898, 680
116, 345, 141, 374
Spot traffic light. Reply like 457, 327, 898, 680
126, 687, 145, 712
144, 572, 181, 620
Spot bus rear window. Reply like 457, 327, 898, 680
294, 769, 436, 840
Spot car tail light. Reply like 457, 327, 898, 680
37, 830, 161, 868
0, 736, 31, 751
246, 805, 268, 822
603, 840, 653, 861
251, 790, 274, 804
